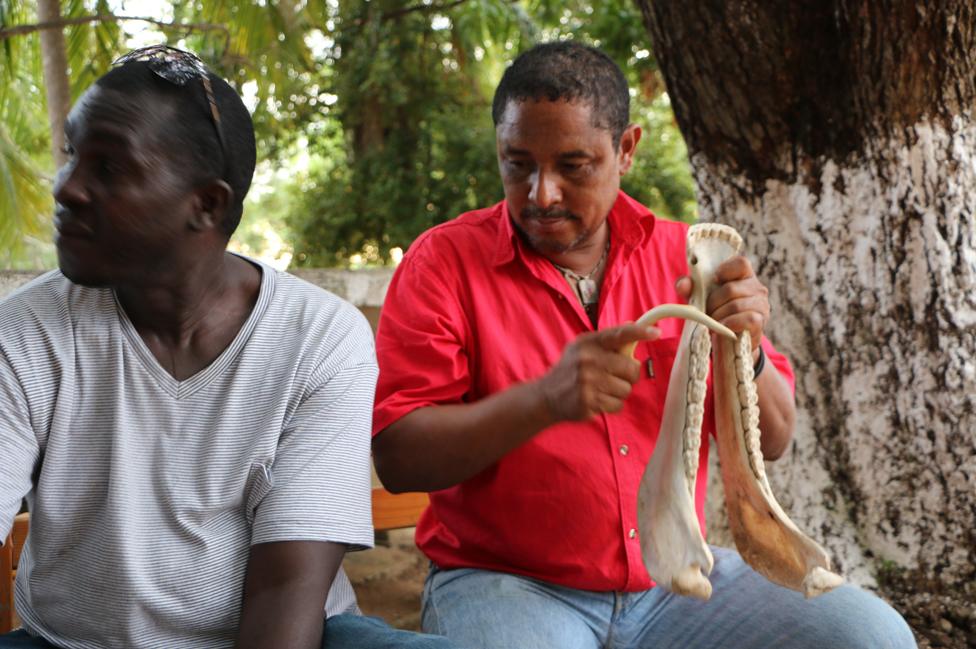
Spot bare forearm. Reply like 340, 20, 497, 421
373, 380, 556, 493
235, 583, 324, 649
235, 541, 343, 649
754, 360, 796, 460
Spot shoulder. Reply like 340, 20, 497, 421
0, 270, 109, 342
263, 268, 376, 372
647, 217, 691, 251
405, 202, 505, 270
0, 270, 72, 319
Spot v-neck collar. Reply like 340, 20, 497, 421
114, 258, 274, 400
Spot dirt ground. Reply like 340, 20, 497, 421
344, 528, 428, 631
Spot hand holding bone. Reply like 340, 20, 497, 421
537, 324, 659, 421
676, 255, 770, 361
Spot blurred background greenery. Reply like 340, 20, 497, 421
0, 0, 697, 270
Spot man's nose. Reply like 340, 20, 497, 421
53, 160, 90, 207
528, 170, 562, 209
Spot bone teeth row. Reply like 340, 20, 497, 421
683, 327, 711, 492
737, 381, 758, 407
687, 223, 744, 253
733, 334, 767, 481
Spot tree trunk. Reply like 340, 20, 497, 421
37, 0, 71, 169
635, 2, 976, 645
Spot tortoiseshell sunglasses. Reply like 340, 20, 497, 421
113, 45, 227, 157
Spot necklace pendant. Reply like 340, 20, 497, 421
578, 277, 598, 305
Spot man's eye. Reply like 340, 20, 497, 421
61, 143, 75, 157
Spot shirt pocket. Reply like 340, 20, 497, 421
636, 335, 681, 385
626, 336, 683, 455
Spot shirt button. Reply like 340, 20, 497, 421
628, 528, 637, 539
619, 444, 629, 456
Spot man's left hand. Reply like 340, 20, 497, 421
676, 255, 769, 361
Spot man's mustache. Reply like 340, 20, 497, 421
521, 205, 580, 221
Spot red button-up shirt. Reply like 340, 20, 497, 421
373, 192, 794, 592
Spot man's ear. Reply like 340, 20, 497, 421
617, 124, 642, 175
189, 180, 234, 232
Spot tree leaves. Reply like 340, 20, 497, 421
0, 0, 698, 269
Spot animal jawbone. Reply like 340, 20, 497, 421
694, 222, 844, 599
628, 305, 734, 600
713, 331, 844, 598
631, 222, 843, 601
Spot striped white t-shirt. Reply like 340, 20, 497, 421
0, 261, 377, 648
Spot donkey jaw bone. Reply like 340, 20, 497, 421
689, 222, 844, 598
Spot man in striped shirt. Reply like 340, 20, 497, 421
0, 47, 453, 649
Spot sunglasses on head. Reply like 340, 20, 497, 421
113, 45, 227, 160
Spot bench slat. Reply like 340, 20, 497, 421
11, 514, 27, 568
372, 487, 429, 532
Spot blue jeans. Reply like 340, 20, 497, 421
0, 614, 457, 648
422, 547, 917, 649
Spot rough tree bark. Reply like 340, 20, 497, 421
37, 0, 71, 169
635, 2, 976, 646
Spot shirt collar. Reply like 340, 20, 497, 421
492, 191, 657, 268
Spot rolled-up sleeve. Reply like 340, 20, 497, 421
372, 247, 471, 436
250, 318, 377, 551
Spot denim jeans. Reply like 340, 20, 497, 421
422, 547, 917, 649
0, 631, 52, 649
0, 614, 457, 648
324, 614, 457, 648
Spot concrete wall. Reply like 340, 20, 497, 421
0, 268, 396, 331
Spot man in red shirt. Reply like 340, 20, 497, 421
373, 41, 914, 648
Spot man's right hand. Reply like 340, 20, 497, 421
536, 323, 660, 422
374, 322, 659, 492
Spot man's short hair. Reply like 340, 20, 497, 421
96, 59, 256, 236
491, 41, 630, 147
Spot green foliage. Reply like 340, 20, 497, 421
284, 0, 697, 267
0, 123, 53, 268
0, 0, 128, 268
0, 0, 53, 267
623, 95, 697, 222
0, 0, 698, 269
287, 0, 517, 267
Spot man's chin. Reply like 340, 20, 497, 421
57, 254, 109, 288
514, 221, 584, 256
525, 234, 572, 255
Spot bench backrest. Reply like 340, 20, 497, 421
0, 488, 428, 634
0, 513, 28, 635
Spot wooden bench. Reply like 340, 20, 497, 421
0, 513, 27, 635
0, 487, 428, 634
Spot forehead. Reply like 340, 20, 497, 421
65, 85, 173, 152
496, 99, 612, 153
